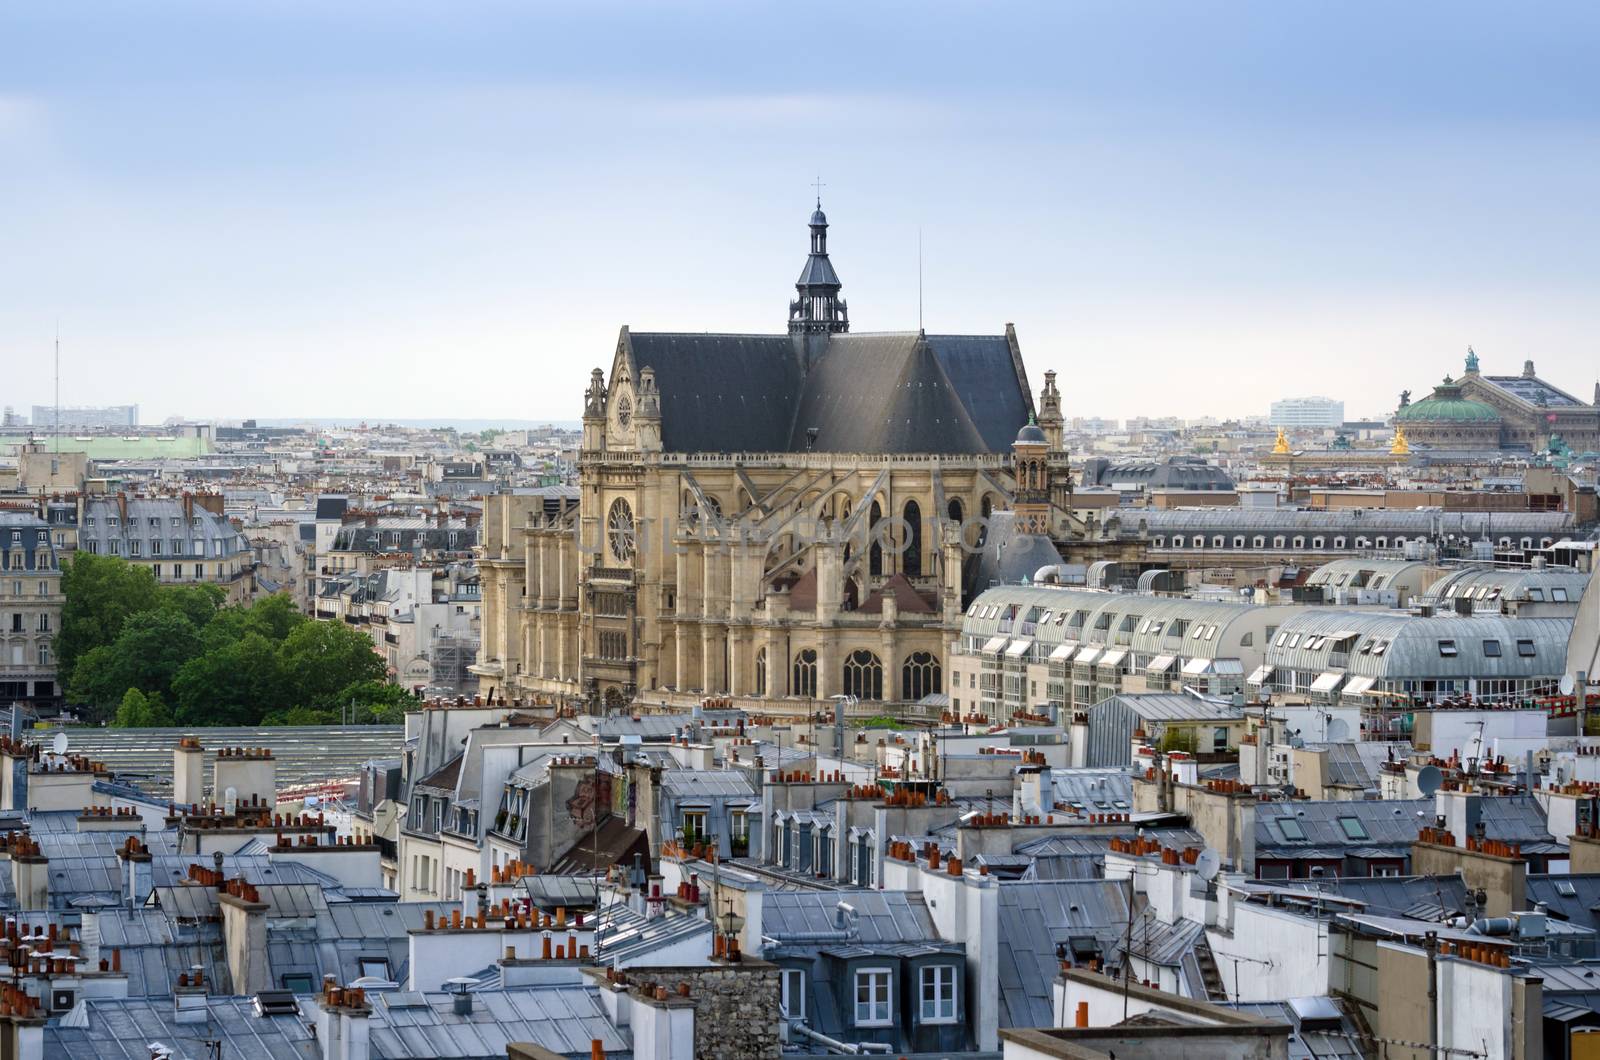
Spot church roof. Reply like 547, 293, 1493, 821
625, 332, 802, 454
796, 253, 841, 288
623, 328, 1031, 455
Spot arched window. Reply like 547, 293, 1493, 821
947, 498, 963, 524
792, 649, 818, 698
754, 647, 768, 697
1312, 537, 1324, 549
869, 501, 883, 577
903, 500, 923, 577
843, 649, 884, 700
901, 651, 941, 701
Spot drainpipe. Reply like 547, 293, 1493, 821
1425, 930, 1438, 1056
789, 1023, 893, 1055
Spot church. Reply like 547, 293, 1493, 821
473, 203, 1069, 712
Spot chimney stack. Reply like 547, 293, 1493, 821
173, 737, 205, 809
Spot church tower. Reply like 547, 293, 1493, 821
1011, 415, 1050, 535
788, 201, 849, 335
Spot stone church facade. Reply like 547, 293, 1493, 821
474, 205, 1069, 713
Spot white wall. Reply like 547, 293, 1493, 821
1209, 899, 1330, 1002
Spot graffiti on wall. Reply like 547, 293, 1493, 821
565, 772, 613, 832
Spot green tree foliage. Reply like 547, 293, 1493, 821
60, 557, 405, 727
276, 620, 387, 707
1157, 727, 1198, 754
67, 608, 202, 711
172, 632, 286, 726
336, 679, 420, 724
57, 553, 159, 674
261, 706, 337, 726
112, 688, 174, 728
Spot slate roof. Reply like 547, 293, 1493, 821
621, 328, 1030, 455
659, 769, 755, 800
761, 889, 939, 944
995, 879, 1130, 1029
1254, 797, 1552, 855
49, 985, 631, 1060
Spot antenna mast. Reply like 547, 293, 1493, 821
53, 321, 60, 453
917, 227, 924, 331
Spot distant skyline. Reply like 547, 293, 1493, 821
3, 2, 1598, 425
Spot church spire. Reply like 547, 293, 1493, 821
788, 199, 849, 335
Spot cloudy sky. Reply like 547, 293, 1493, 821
3, 1, 1597, 425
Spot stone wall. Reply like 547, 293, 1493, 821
622, 957, 781, 1060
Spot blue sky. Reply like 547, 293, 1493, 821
3, 1, 1598, 424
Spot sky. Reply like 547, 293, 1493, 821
2, 1, 1598, 426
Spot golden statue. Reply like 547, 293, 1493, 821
1271, 427, 1290, 454
1390, 424, 1409, 456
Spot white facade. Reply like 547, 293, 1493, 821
1269, 396, 1345, 429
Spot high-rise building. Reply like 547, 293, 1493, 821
1269, 396, 1345, 428
29, 404, 138, 431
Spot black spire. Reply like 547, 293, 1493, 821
789, 199, 849, 335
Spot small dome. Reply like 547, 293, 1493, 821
809, 206, 827, 226
1014, 420, 1047, 445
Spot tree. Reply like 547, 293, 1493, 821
261, 705, 338, 726
172, 632, 286, 726
276, 621, 386, 708
1158, 726, 1198, 754
156, 583, 227, 631
67, 609, 202, 716
198, 593, 305, 653
243, 593, 307, 642
57, 554, 159, 675
112, 688, 174, 728
335, 679, 418, 724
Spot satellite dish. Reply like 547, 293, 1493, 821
1195, 848, 1222, 881
1416, 765, 1443, 798
1559, 674, 1576, 695
1325, 719, 1351, 743
50, 731, 68, 757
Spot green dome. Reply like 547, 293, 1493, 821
1395, 378, 1501, 423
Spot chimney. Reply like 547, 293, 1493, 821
117, 837, 153, 909
219, 885, 272, 995
173, 737, 205, 808
10, 846, 47, 911
315, 980, 372, 1060
0, 1005, 45, 1060
173, 972, 209, 1025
